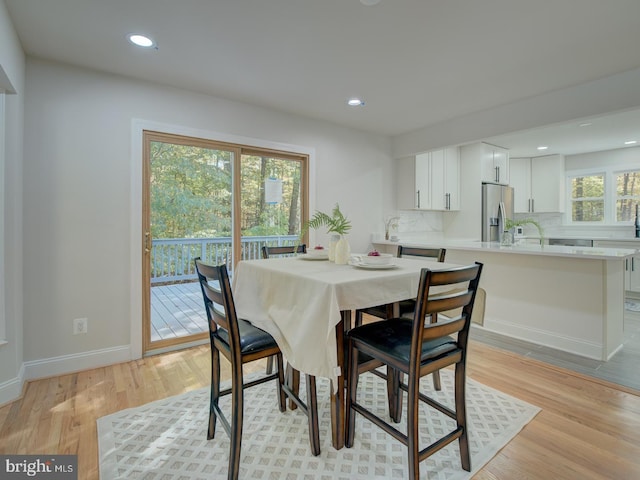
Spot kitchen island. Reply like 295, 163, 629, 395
373, 239, 637, 361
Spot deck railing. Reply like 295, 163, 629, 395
151, 235, 298, 284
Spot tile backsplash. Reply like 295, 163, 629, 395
378, 210, 637, 242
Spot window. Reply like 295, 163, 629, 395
569, 173, 605, 222
616, 169, 640, 221
567, 164, 640, 224
142, 130, 309, 353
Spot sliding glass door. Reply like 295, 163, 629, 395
239, 151, 306, 259
142, 131, 308, 354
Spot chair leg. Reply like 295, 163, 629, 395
228, 364, 244, 480
455, 362, 471, 471
432, 369, 442, 391
275, 354, 286, 412
387, 367, 403, 423
286, 364, 300, 411
208, 347, 221, 440
305, 374, 321, 456
354, 310, 364, 327
406, 372, 421, 480
345, 340, 360, 448
266, 355, 274, 375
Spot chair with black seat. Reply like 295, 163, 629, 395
261, 244, 306, 375
345, 262, 483, 480
354, 246, 447, 394
261, 244, 307, 259
354, 246, 446, 327
194, 258, 320, 480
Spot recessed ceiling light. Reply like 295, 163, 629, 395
347, 98, 365, 107
624, 140, 637, 145
578, 122, 592, 127
128, 34, 155, 48
537, 146, 549, 151
360, 0, 382, 5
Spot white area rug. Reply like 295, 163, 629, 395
625, 301, 640, 312
98, 370, 539, 479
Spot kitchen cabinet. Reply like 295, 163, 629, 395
373, 239, 627, 361
481, 143, 509, 184
510, 155, 565, 213
397, 154, 430, 209
396, 147, 460, 211
593, 240, 640, 294
429, 147, 460, 210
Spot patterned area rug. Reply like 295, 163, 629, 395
625, 301, 640, 312
98, 370, 539, 479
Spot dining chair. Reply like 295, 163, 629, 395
354, 246, 446, 327
354, 246, 447, 396
261, 243, 306, 375
194, 259, 320, 480
345, 262, 483, 480
261, 243, 307, 259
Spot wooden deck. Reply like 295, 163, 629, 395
151, 282, 207, 341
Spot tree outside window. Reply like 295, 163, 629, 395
616, 170, 640, 221
570, 174, 604, 222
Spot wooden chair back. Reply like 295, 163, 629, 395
194, 258, 241, 353
261, 244, 307, 259
397, 245, 446, 262
412, 263, 483, 361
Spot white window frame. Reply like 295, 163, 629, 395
566, 168, 606, 224
613, 167, 640, 222
566, 163, 640, 225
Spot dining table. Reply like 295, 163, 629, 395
231, 253, 463, 450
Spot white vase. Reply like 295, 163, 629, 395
328, 234, 340, 262
334, 236, 351, 265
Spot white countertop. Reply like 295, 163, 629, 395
373, 239, 637, 260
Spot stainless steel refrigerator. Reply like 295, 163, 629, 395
482, 182, 514, 243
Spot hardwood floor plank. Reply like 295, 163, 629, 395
0, 342, 639, 479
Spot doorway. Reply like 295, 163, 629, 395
142, 130, 308, 354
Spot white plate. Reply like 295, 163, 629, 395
299, 253, 329, 260
350, 262, 398, 270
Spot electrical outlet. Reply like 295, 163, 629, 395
73, 317, 88, 335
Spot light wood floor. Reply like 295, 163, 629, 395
1, 341, 639, 480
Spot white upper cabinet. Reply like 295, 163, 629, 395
430, 147, 460, 210
481, 143, 509, 184
415, 153, 431, 209
510, 158, 531, 212
396, 147, 460, 211
397, 154, 430, 210
511, 155, 565, 213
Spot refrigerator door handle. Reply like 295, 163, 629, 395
498, 201, 506, 239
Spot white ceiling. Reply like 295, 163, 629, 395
485, 108, 640, 158
5, 0, 640, 156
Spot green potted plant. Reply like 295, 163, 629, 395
301, 204, 352, 263
504, 218, 544, 245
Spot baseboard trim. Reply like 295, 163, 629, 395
480, 318, 604, 360
0, 363, 26, 407
23, 345, 132, 382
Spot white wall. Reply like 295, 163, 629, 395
565, 145, 640, 171
22, 59, 393, 370
393, 67, 640, 158
0, 0, 25, 405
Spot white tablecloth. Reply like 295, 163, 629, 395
232, 256, 460, 387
